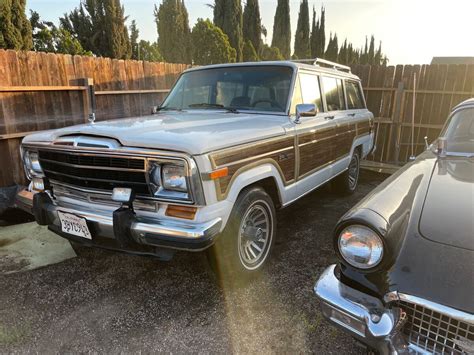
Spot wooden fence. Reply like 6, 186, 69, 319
351, 63, 474, 164
0, 49, 189, 187
1, 49, 473, 188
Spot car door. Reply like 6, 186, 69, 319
295, 72, 337, 187
320, 76, 353, 175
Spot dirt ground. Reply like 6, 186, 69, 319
0, 171, 387, 353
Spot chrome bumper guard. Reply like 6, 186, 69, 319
22, 189, 221, 252
314, 265, 410, 354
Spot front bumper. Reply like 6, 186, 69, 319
314, 265, 410, 354
26, 190, 222, 254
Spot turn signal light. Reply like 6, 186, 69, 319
166, 205, 197, 220
209, 167, 229, 180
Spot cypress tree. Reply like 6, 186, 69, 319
129, 20, 139, 60
374, 40, 382, 65
214, 0, 243, 61
317, 6, 325, 57
155, 0, 192, 63
310, 6, 317, 58
271, 0, 290, 59
293, 0, 310, 59
242, 39, 258, 62
0, 0, 32, 50
368, 35, 375, 64
243, 0, 262, 56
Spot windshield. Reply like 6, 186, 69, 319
160, 66, 294, 113
441, 107, 474, 154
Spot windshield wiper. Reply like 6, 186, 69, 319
188, 103, 239, 113
156, 106, 182, 112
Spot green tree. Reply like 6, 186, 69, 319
30, 10, 89, 55
242, 39, 258, 62
261, 44, 284, 61
61, 0, 131, 59
129, 19, 139, 60
271, 0, 290, 59
325, 32, 338, 61
155, 0, 192, 63
317, 6, 326, 57
368, 35, 375, 64
293, 0, 310, 59
191, 18, 236, 65
137, 40, 163, 61
213, 0, 243, 61
310, 6, 317, 58
243, 0, 262, 57
0, 0, 32, 50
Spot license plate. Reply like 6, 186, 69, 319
58, 211, 92, 240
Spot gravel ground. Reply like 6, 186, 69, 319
0, 171, 387, 354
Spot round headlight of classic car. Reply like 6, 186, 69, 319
338, 225, 384, 269
162, 164, 187, 192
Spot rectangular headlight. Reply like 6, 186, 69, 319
161, 164, 188, 192
23, 150, 44, 179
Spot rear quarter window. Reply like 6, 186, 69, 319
345, 80, 365, 109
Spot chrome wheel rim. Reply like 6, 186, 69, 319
238, 200, 273, 270
348, 155, 359, 190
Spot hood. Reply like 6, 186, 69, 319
339, 152, 474, 313
22, 111, 291, 155
419, 158, 474, 251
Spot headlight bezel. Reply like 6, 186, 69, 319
336, 223, 385, 270
22, 148, 45, 179
147, 159, 192, 202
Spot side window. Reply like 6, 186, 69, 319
322, 76, 345, 111
299, 73, 323, 112
346, 80, 365, 109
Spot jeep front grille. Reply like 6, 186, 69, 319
399, 300, 474, 354
38, 150, 150, 195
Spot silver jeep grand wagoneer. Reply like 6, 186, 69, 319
19, 59, 374, 278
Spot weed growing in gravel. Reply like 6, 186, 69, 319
0, 325, 27, 345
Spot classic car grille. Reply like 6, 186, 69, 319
38, 150, 150, 195
399, 300, 474, 354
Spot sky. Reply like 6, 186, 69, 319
28, 0, 474, 65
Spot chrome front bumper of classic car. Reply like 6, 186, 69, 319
314, 265, 410, 354
18, 189, 222, 254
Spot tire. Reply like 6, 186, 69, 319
206, 186, 276, 284
333, 150, 360, 195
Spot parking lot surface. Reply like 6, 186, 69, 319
0, 171, 387, 353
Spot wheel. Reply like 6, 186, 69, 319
334, 150, 360, 195
206, 186, 276, 284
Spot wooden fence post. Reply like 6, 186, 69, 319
390, 82, 405, 164
72, 78, 95, 123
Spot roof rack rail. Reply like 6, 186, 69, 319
291, 58, 351, 73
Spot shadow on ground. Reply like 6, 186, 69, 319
0, 171, 387, 353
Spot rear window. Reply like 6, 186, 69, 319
345, 81, 365, 109
322, 76, 345, 111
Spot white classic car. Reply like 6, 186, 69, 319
19, 59, 374, 278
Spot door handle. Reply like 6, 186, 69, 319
325, 115, 335, 120
348, 113, 356, 117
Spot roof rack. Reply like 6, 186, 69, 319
290, 58, 351, 73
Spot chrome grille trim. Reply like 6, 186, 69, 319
395, 294, 474, 354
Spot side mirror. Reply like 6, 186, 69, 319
437, 137, 447, 157
295, 103, 318, 124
